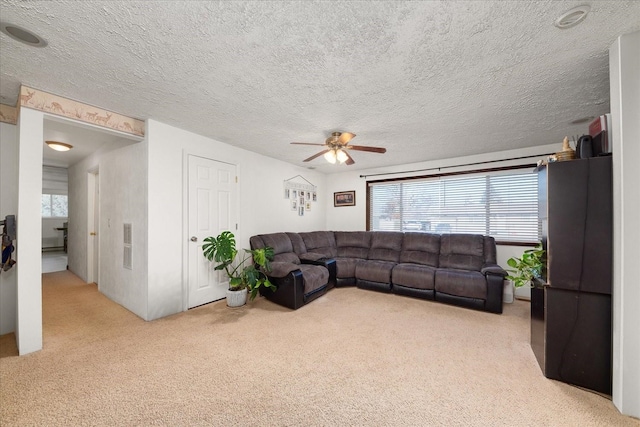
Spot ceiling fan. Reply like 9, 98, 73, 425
291, 132, 386, 165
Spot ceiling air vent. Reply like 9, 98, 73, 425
123, 223, 132, 270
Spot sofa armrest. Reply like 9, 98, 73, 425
481, 264, 507, 277
260, 269, 305, 310
268, 261, 301, 278
484, 272, 505, 314
299, 252, 326, 262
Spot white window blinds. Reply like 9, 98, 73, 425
368, 169, 539, 244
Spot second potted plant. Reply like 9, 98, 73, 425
202, 231, 275, 307
505, 243, 546, 293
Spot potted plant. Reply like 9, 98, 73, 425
202, 231, 275, 307
505, 243, 546, 290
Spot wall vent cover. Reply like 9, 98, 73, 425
123, 223, 132, 269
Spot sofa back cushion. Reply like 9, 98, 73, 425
299, 231, 337, 258
286, 232, 307, 255
335, 231, 371, 259
400, 233, 440, 267
368, 231, 403, 262
439, 234, 485, 271
259, 233, 300, 264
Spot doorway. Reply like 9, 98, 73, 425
187, 155, 237, 308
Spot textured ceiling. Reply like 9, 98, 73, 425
1, 1, 639, 173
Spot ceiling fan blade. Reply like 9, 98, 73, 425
291, 142, 326, 146
303, 150, 329, 162
346, 145, 387, 153
343, 150, 355, 165
338, 132, 356, 144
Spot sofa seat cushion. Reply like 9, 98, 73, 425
299, 264, 329, 295
356, 260, 396, 284
268, 262, 300, 278
392, 263, 436, 290
335, 257, 364, 279
435, 268, 487, 300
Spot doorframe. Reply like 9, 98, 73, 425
87, 167, 99, 284
181, 149, 241, 312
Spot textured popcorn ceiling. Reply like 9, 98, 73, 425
1, 1, 639, 173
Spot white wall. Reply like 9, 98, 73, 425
0, 122, 18, 335
98, 140, 149, 319
610, 31, 640, 418
145, 119, 327, 320
16, 107, 44, 355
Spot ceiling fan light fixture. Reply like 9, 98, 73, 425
336, 149, 348, 164
46, 141, 73, 152
324, 150, 337, 164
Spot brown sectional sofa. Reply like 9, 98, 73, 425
249, 231, 507, 314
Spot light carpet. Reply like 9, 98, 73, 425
0, 271, 637, 426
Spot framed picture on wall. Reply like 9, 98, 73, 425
334, 191, 355, 207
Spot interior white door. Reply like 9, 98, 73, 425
187, 155, 237, 308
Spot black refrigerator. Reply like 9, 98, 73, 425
531, 156, 612, 395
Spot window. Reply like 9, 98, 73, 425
368, 168, 539, 244
41, 194, 68, 218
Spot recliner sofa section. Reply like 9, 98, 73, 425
249, 233, 336, 310
250, 230, 507, 313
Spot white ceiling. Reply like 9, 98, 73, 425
42, 117, 136, 168
1, 1, 639, 173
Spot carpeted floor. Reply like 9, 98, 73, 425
0, 270, 637, 426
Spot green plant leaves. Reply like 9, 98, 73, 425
201, 231, 274, 299
505, 243, 545, 288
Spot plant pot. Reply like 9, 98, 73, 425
503, 280, 514, 304
226, 288, 247, 308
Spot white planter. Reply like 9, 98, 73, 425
226, 288, 247, 308
503, 280, 514, 304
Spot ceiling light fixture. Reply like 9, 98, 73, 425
324, 150, 337, 164
46, 141, 73, 152
554, 5, 590, 29
0, 22, 47, 47
336, 149, 349, 164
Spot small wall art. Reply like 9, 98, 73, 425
334, 191, 356, 207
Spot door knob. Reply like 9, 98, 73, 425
190, 236, 198, 242
90, 232, 97, 236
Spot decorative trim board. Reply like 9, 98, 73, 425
19, 85, 145, 136
0, 104, 17, 125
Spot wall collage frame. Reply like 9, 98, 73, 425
283, 175, 317, 217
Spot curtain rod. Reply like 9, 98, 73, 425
359, 152, 554, 179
